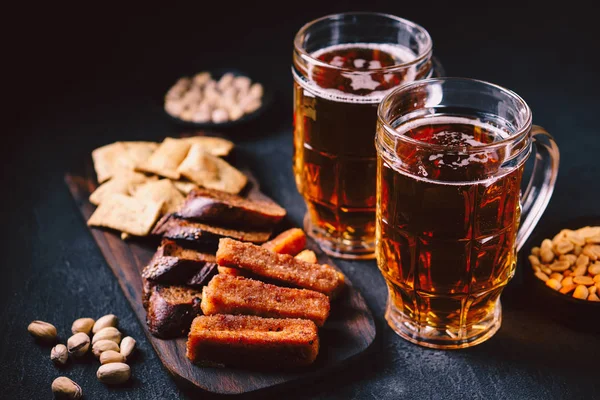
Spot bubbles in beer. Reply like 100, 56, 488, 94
295, 43, 421, 103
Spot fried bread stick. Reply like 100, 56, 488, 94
186, 314, 319, 368
216, 238, 344, 297
201, 274, 330, 326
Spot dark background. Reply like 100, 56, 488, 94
3, 2, 599, 399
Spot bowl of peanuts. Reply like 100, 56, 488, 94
163, 69, 273, 128
524, 220, 600, 331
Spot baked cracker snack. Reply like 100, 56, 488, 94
186, 315, 319, 368
177, 144, 247, 194
136, 137, 190, 180
202, 275, 330, 327
172, 181, 200, 195
179, 136, 234, 157
89, 170, 154, 206
216, 238, 344, 297
130, 179, 185, 215
87, 193, 163, 236
92, 141, 157, 183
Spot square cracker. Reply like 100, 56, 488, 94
135, 137, 190, 180
92, 141, 157, 183
172, 180, 199, 195
130, 179, 185, 214
87, 193, 163, 236
179, 136, 234, 157
177, 143, 247, 194
89, 171, 155, 206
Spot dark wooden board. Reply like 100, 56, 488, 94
64, 159, 376, 396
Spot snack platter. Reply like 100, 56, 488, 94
64, 133, 376, 395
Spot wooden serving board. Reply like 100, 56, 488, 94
64, 159, 376, 395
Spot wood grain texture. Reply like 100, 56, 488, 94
64, 160, 376, 395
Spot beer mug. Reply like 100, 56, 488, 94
376, 78, 559, 349
293, 12, 434, 259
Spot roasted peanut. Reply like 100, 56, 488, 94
549, 260, 570, 272
545, 279, 562, 291
573, 285, 589, 300
554, 239, 574, 255
573, 276, 595, 286
535, 271, 549, 282
549, 272, 563, 281
559, 284, 576, 294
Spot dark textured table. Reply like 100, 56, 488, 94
3, 3, 599, 399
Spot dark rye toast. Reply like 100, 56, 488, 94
186, 315, 319, 369
142, 239, 218, 287
146, 284, 203, 339
152, 214, 272, 248
176, 188, 286, 230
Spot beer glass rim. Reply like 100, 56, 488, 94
293, 12, 433, 73
377, 77, 533, 153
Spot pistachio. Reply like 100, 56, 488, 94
51, 376, 82, 399
71, 318, 95, 335
92, 326, 122, 345
92, 314, 118, 334
100, 350, 125, 365
92, 339, 119, 357
97, 362, 131, 385
120, 336, 136, 359
67, 332, 90, 358
573, 285, 589, 300
27, 320, 57, 343
51, 344, 68, 366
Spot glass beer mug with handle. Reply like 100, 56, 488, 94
293, 12, 434, 259
376, 78, 559, 349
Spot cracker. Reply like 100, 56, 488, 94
87, 193, 163, 236
130, 179, 185, 214
179, 136, 234, 157
177, 144, 247, 194
172, 180, 199, 195
89, 171, 154, 206
136, 137, 190, 179
92, 141, 157, 183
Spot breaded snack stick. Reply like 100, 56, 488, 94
186, 315, 319, 368
216, 238, 344, 297
201, 275, 330, 326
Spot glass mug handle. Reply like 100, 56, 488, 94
516, 125, 560, 251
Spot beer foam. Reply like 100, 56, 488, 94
295, 43, 421, 104
385, 116, 516, 186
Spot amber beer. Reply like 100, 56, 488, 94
293, 13, 434, 258
376, 78, 560, 349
